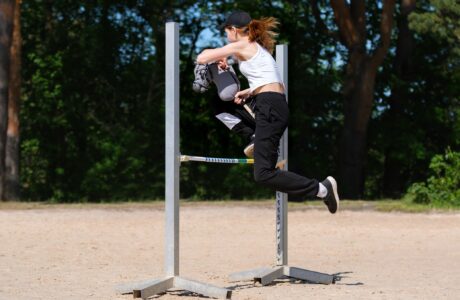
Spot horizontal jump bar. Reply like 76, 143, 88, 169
180, 155, 287, 169
181, 155, 254, 164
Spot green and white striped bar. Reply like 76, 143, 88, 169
181, 155, 254, 164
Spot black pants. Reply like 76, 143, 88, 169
253, 92, 319, 198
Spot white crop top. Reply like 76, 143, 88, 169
238, 43, 283, 92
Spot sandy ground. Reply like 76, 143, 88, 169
0, 202, 459, 300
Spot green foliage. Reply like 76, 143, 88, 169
409, 0, 460, 57
20, 139, 48, 198
406, 148, 460, 207
409, 0, 460, 95
15, 0, 459, 201
367, 0, 460, 199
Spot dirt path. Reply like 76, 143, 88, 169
0, 203, 459, 299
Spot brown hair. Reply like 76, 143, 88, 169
239, 17, 279, 54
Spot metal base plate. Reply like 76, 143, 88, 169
116, 276, 231, 299
229, 265, 335, 286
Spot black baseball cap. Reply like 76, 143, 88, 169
220, 11, 252, 29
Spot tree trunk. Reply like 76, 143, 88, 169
0, 1, 15, 200
382, 0, 415, 198
340, 52, 378, 198
331, 0, 395, 199
5, 0, 21, 200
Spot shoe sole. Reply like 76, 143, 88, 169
327, 176, 340, 212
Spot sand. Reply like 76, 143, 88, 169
0, 203, 459, 300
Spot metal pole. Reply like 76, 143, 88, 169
118, 22, 232, 299
275, 44, 288, 266
165, 21, 180, 277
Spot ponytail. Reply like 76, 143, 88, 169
246, 17, 279, 54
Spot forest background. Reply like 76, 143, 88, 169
0, 0, 458, 205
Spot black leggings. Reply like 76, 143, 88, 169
253, 92, 319, 198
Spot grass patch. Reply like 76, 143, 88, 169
374, 199, 460, 213
1, 199, 458, 213
0, 200, 164, 211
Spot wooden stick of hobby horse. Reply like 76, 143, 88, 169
243, 103, 255, 119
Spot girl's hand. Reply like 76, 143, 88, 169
234, 89, 251, 105
217, 58, 228, 70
